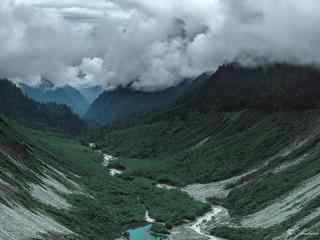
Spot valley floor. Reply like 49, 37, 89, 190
0, 119, 207, 240
91, 110, 320, 240
2, 109, 320, 240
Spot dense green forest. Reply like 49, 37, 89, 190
85, 64, 320, 239
0, 79, 86, 135
0, 117, 207, 239
89, 64, 320, 185
181, 63, 320, 112
85, 81, 191, 124
3, 63, 320, 239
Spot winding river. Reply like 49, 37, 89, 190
94, 146, 229, 240
123, 183, 230, 240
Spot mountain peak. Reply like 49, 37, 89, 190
20, 80, 90, 116
38, 77, 54, 90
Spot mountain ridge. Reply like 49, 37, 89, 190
87, 63, 320, 240
0, 79, 86, 135
20, 79, 90, 116
85, 80, 192, 124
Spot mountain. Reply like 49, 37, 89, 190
78, 85, 104, 103
0, 79, 86, 134
3, 63, 320, 240
84, 81, 191, 124
88, 63, 320, 240
0, 115, 204, 240
37, 77, 55, 89
181, 63, 320, 112
20, 79, 90, 116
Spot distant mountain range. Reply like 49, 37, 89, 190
20, 79, 90, 116
78, 85, 104, 104
0, 79, 86, 134
84, 80, 192, 124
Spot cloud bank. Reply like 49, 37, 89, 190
1, 0, 320, 91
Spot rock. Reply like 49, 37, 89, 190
89, 143, 97, 149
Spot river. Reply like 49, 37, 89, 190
93, 146, 230, 240
127, 225, 166, 240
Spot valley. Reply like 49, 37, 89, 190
0, 118, 207, 240
2, 64, 320, 240
2, 1, 320, 239
95, 108, 320, 240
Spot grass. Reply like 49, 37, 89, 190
86, 109, 320, 239
3, 108, 320, 239
11, 121, 208, 240
90, 110, 319, 186
211, 196, 320, 240
225, 136, 320, 216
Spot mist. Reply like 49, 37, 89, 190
1, 0, 320, 91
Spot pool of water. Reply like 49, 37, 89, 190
128, 224, 167, 240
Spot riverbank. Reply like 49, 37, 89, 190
167, 181, 231, 240
90, 145, 209, 240
132, 177, 233, 240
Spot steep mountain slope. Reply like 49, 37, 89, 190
181, 63, 320, 111
0, 117, 82, 240
0, 117, 206, 240
89, 64, 320, 240
0, 79, 86, 135
20, 79, 90, 116
78, 85, 104, 103
85, 81, 191, 124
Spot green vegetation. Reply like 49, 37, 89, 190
210, 227, 271, 240
92, 107, 320, 239
151, 223, 170, 235
1, 119, 207, 240
226, 149, 320, 216
0, 79, 86, 134
181, 63, 320, 112
4, 63, 320, 239
90, 109, 319, 187
81, 64, 320, 239
0, 118, 47, 208
212, 196, 320, 240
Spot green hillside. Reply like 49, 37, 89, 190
2, 63, 320, 240
87, 64, 320, 239
0, 79, 86, 135
0, 117, 206, 240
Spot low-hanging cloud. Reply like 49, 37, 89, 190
2, 0, 320, 91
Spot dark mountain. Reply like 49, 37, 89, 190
78, 85, 104, 103
37, 77, 55, 89
181, 63, 320, 112
84, 80, 191, 124
20, 79, 90, 116
88, 63, 320, 239
0, 79, 86, 134
90, 63, 320, 169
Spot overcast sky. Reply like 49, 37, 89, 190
1, 0, 320, 91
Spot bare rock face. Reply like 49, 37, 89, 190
168, 178, 232, 240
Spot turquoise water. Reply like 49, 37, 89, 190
128, 225, 166, 240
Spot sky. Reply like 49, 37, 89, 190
1, 0, 320, 91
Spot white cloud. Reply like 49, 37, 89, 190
2, 0, 320, 91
